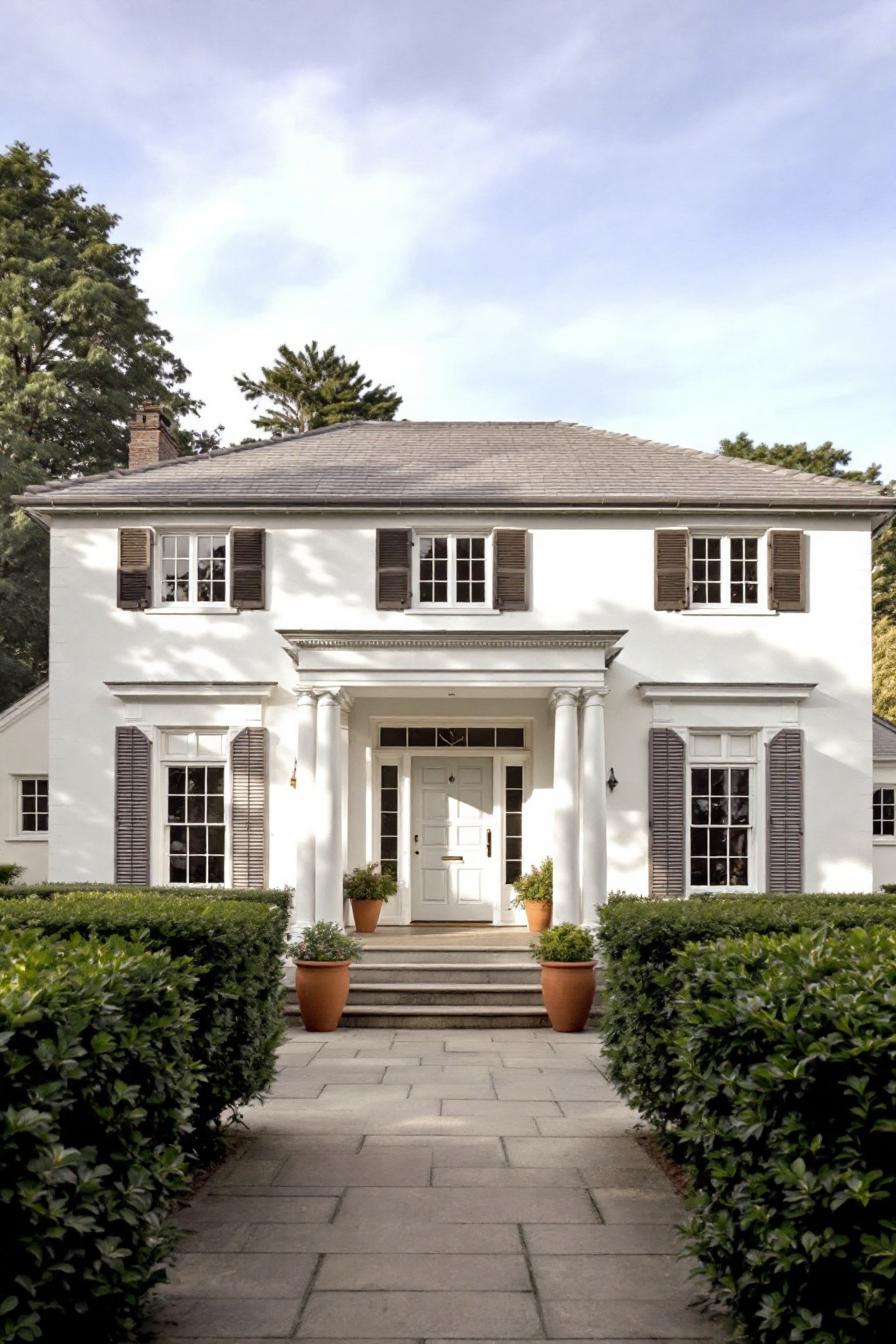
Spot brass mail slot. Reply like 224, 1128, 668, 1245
441, 855, 464, 862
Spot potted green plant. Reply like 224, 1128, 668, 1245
287, 921, 363, 1032
531, 921, 597, 1032
510, 857, 553, 932
344, 862, 397, 933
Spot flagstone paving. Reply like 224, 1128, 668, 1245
152, 1026, 728, 1342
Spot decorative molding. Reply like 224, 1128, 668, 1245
278, 628, 627, 661
549, 688, 582, 710
637, 681, 816, 703
106, 681, 278, 703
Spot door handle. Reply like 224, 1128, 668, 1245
441, 855, 464, 861
487, 828, 492, 858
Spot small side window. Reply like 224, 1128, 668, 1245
873, 787, 895, 837
19, 778, 48, 834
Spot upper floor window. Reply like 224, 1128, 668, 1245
19, 777, 48, 834
691, 536, 759, 607
159, 534, 229, 606
415, 534, 490, 607
873, 786, 895, 837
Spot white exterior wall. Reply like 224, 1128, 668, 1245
0, 685, 49, 882
46, 509, 875, 896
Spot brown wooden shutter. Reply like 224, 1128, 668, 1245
648, 728, 686, 897
376, 529, 412, 609
493, 529, 529, 610
767, 728, 803, 892
768, 530, 806, 611
654, 529, 689, 610
114, 726, 151, 883
118, 529, 153, 609
232, 727, 267, 888
231, 529, 266, 609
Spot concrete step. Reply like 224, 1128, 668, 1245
347, 982, 544, 1008
352, 960, 539, 985
358, 946, 535, 965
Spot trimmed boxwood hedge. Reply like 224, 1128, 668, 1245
0, 881, 291, 914
1, 928, 199, 1343
673, 925, 896, 1344
0, 894, 286, 1151
596, 893, 896, 1132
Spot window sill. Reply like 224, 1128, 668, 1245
405, 607, 503, 617
873, 837, 896, 846
681, 608, 777, 617
5, 834, 48, 843
144, 606, 240, 616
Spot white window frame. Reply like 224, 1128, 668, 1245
411, 531, 494, 611
687, 731, 757, 893
158, 730, 230, 887
156, 532, 231, 609
15, 775, 49, 838
690, 533, 766, 612
873, 784, 896, 842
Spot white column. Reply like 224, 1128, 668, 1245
581, 687, 609, 916
551, 688, 581, 924
314, 689, 347, 926
290, 689, 317, 937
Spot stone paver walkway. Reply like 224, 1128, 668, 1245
154, 1025, 726, 1342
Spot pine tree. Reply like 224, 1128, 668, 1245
235, 340, 402, 436
0, 142, 201, 708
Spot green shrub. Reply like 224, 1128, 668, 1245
288, 920, 363, 962
0, 863, 23, 886
673, 925, 896, 1344
531, 921, 596, 962
0, 880, 291, 914
343, 863, 397, 902
511, 857, 553, 906
1, 928, 198, 1343
597, 893, 896, 1131
0, 894, 285, 1150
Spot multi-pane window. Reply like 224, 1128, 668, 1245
379, 725, 525, 748
691, 536, 759, 606
690, 766, 751, 888
417, 535, 488, 606
166, 764, 225, 884
160, 534, 228, 605
379, 764, 399, 880
19, 778, 48, 833
873, 787, 895, 837
505, 765, 523, 884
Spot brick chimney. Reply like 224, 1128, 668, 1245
127, 403, 179, 469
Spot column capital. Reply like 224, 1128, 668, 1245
581, 686, 609, 706
314, 686, 353, 712
296, 688, 320, 707
549, 687, 581, 711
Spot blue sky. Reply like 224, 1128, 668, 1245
3, 0, 896, 473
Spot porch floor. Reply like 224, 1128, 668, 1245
154, 1024, 727, 1342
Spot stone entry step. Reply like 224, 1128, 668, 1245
354, 959, 539, 984
348, 981, 544, 1007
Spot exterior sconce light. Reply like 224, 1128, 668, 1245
607, 768, 618, 792
289, 760, 297, 789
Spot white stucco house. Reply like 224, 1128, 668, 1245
4, 405, 895, 926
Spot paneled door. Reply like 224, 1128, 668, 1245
410, 758, 495, 921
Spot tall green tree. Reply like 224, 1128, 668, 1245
719, 432, 896, 715
0, 143, 201, 709
235, 339, 402, 436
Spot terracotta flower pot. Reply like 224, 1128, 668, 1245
295, 960, 351, 1032
524, 900, 552, 933
351, 898, 384, 933
539, 960, 596, 1033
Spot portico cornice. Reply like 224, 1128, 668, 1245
278, 628, 627, 664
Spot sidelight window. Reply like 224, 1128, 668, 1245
504, 764, 523, 884
379, 764, 399, 880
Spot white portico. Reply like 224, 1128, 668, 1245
279, 629, 624, 934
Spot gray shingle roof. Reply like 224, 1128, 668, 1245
18, 420, 896, 511
873, 715, 896, 760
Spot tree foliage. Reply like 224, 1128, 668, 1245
0, 143, 200, 708
235, 339, 402, 436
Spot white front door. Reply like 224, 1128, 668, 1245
411, 757, 495, 921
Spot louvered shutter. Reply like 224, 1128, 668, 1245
654, 529, 689, 610
493, 529, 529, 610
768, 530, 806, 611
648, 728, 686, 897
376, 529, 412, 609
232, 727, 267, 888
114, 727, 151, 883
767, 728, 803, 892
231, 529, 266, 609
118, 529, 153, 609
